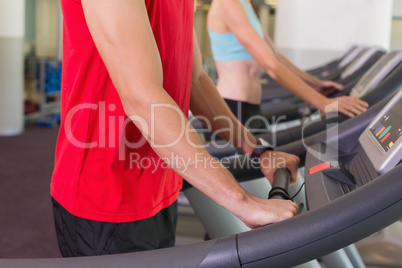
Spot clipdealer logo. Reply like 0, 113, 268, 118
62, 101, 340, 170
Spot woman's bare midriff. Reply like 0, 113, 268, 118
215, 59, 262, 105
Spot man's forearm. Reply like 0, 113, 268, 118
121, 83, 258, 220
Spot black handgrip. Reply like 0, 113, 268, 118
268, 168, 291, 200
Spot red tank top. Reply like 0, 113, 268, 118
51, 0, 194, 222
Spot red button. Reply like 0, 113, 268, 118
309, 162, 331, 174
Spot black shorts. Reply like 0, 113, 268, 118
52, 198, 178, 257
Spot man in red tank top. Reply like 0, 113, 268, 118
51, 0, 299, 256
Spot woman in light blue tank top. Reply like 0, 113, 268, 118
207, 0, 368, 122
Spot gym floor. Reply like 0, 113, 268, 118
0, 126, 60, 258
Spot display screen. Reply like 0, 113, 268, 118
369, 98, 402, 152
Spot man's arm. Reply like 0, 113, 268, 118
82, 0, 298, 227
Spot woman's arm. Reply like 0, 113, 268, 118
211, 0, 367, 117
263, 33, 343, 94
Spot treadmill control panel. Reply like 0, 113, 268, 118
351, 50, 402, 98
360, 89, 402, 174
338, 46, 367, 68
369, 103, 402, 153
305, 91, 402, 210
340, 47, 384, 80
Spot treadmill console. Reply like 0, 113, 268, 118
305, 90, 402, 210
338, 46, 367, 68
350, 50, 402, 98
359, 89, 402, 174
340, 46, 384, 80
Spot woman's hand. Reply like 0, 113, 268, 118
320, 96, 369, 117
315, 80, 344, 96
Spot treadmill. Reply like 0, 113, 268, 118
308, 45, 365, 78
183, 90, 402, 267
260, 46, 384, 107
304, 89, 402, 267
190, 45, 366, 132
206, 50, 402, 159
2, 91, 401, 268
260, 45, 365, 89
191, 47, 385, 138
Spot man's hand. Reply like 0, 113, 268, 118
258, 151, 300, 185
222, 149, 300, 228
238, 195, 299, 229
237, 150, 300, 228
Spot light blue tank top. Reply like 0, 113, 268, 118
208, 0, 264, 61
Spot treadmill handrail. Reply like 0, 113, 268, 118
237, 164, 402, 267
2, 164, 400, 268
